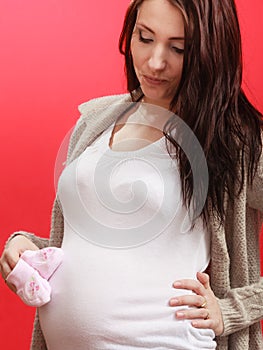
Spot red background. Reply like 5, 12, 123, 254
0, 1, 262, 349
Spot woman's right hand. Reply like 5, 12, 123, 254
0, 235, 39, 292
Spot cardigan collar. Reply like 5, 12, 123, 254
68, 94, 133, 164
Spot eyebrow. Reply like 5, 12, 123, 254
136, 23, 185, 41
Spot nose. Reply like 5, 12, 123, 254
148, 45, 167, 71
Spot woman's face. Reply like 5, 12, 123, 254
131, 0, 185, 109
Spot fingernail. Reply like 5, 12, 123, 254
169, 298, 179, 305
173, 282, 182, 287
176, 312, 184, 318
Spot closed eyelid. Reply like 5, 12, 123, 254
136, 26, 152, 37
135, 24, 184, 51
139, 29, 151, 37
136, 24, 154, 35
171, 43, 184, 50
172, 46, 184, 54
139, 29, 184, 50
136, 22, 184, 41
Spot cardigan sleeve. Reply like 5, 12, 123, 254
246, 136, 263, 213
217, 138, 263, 337
218, 279, 263, 336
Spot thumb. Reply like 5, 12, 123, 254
197, 271, 210, 289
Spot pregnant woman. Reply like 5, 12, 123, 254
1, 1, 262, 349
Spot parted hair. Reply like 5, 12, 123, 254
119, 0, 263, 225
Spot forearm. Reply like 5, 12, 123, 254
218, 278, 263, 336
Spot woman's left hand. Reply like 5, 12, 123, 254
169, 272, 224, 336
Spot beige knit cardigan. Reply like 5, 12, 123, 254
11, 94, 263, 349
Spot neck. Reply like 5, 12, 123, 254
143, 97, 170, 110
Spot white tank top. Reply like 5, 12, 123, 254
39, 121, 216, 349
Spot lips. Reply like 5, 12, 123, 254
143, 75, 167, 86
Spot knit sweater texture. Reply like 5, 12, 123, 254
11, 94, 263, 349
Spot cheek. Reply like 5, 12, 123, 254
172, 60, 184, 81
131, 46, 139, 70
131, 40, 146, 71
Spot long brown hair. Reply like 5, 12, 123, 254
119, 0, 263, 225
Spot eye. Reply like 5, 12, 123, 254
171, 46, 184, 55
139, 30, 153, 44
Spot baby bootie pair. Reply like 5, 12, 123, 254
6, 247, 63, 307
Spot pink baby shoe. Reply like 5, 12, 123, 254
6, 258, 51, 307
6, 247, 64, 307
21, 247, 64, 280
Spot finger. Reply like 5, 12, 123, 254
191, 319, 214, 330
0, 260, 13, 281
2, 249, 20, 270
5, 279, 17, 293
197, 272, 211, 289
169, 294, 206, 308
193, 317, 224, 337
0, 249, 19, 280
173, 279, 205, 295
0, 261, 17, 293
175, 307, 210, 321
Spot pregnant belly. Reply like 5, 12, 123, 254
38, 245, 216, 350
